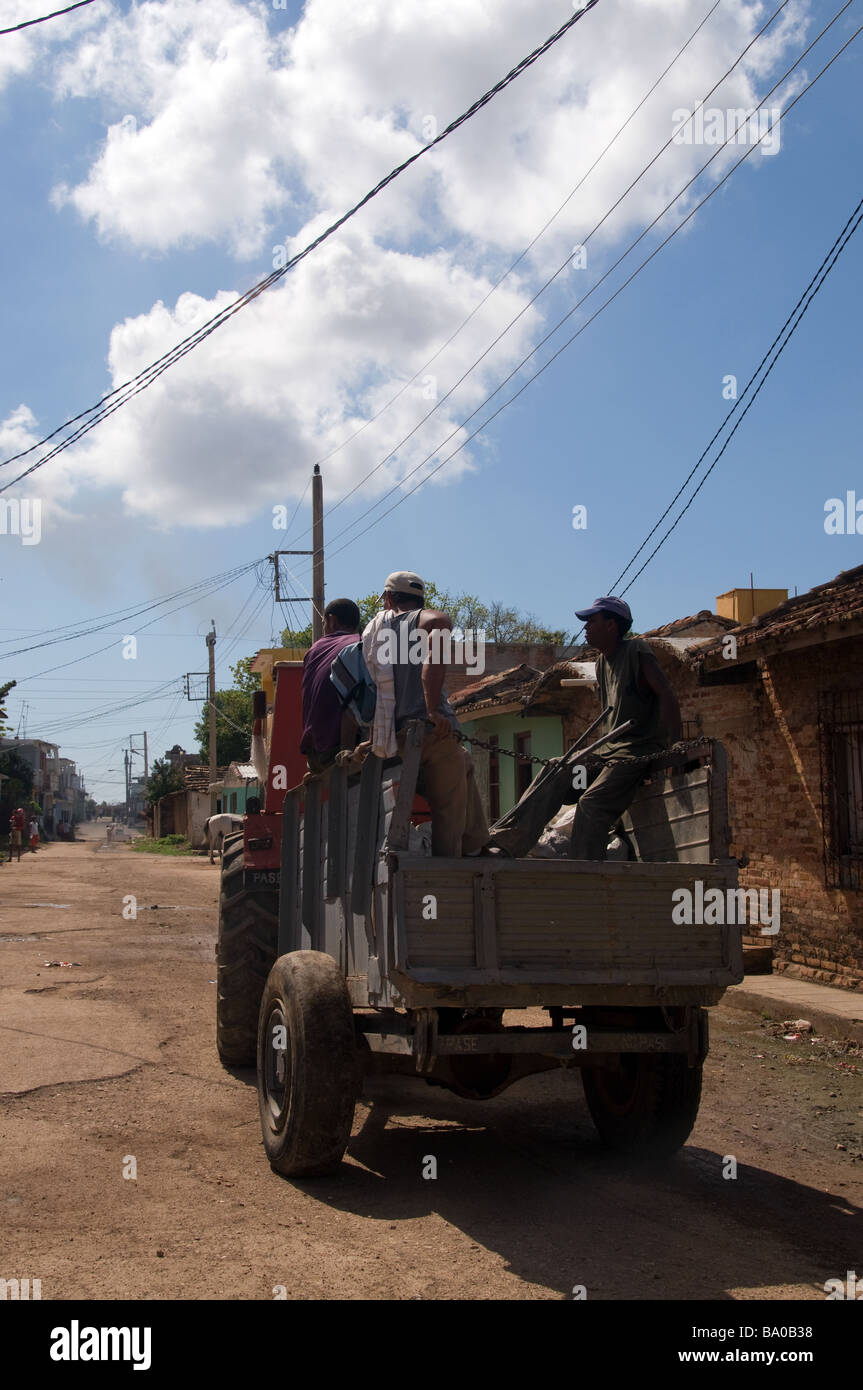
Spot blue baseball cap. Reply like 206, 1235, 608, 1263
575, 596, 633, 623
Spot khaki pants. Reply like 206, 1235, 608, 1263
398, 728, 488, 858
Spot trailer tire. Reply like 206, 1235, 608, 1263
257, 950, 358, 1178
582, 1051, 702, 1158
216, 832, 279, 1068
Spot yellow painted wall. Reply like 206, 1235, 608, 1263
716, 588, 788, 624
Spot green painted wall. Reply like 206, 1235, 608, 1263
459, 713, 563, 816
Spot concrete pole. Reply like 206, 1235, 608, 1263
312, 464, 324, 641
143, 730, 148, 781
206, 622, 217, 780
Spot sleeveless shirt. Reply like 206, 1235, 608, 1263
391, 610, 458, 732
596, 637, 667, 761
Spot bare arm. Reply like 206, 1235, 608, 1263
419, 610, 453, 739
638, 651, 682, 743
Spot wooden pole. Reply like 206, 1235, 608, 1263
312, 465, 324, 641
206, 622, 217, 780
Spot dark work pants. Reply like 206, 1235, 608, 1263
488, 757, 645, 860
569, 761, 646, 860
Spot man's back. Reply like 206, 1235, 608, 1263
300, 631, 359, 755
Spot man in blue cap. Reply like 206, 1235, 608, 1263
569, 596, 681, 859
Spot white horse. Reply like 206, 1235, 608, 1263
204, 813, 245, 864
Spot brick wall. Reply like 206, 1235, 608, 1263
674, 641, 863, 992
559, 640, 863, 991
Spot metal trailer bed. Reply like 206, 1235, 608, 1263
238, 729, 743, 1175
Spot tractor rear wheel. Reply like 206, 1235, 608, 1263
582, 1050, 702, 1157
216, 832, 279, 1067
257, 951, 358, 1177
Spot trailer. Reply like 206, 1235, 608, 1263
216, 705, 744, 1177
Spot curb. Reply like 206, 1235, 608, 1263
722, 982, 863, 1045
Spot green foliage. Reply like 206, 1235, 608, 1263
131, 834, 196, 856
193, 688, 253, 766
0, 679, 15, 738
279, 618, 314, 648
229, 656, 260, 693
145, 757, 184, 805
0, 747, 35, 814
279, 585, 569, 649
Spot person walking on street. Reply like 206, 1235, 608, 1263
569, 597, 682, 860
29, 817, 39, 852
9, 806, 25, 862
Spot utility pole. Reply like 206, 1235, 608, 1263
312, 463, 324, 641
124, 748, 130, 822
142, 730, 148, 781
206, 621, 217, 781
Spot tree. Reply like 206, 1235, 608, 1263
276, 584, 572, 650
229, 656, 260, 693
145, 758, 184, 806
0, 747, 36, 830
193, 689, 254, 767
0, 679, 15, 738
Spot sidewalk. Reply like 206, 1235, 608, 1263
724, 972, 863, 1043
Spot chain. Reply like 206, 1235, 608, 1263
453, 729, 558, 768
454, 730, 714, 773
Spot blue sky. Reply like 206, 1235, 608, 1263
0, 0, 861, 800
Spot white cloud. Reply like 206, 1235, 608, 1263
10, 0, 812, 528
0, 0, 109, 93
64, 226, 540, 527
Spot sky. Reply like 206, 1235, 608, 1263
0, 0, 861, 801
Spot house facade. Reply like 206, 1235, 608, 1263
522, 579, 863, 993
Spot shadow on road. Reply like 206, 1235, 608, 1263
277, 1073, 860, 1299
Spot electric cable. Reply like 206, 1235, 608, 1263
284, 0, 796, 547
292, 8, 861, 571
307, 0, 724, 500
0, 0, 96, 36
0, 1, 603, 490
616, 193, 863, 596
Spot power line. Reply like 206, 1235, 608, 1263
306, 0, 724, 506
0, 1, 603, 493
0, 559, 260, 660
0, 0, 96, 36
291, 5, 860, 572
286, 0, 804, 564
615, 193, 863, 596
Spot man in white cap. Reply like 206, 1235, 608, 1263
569, 596, 681, 859
367, 571, 489, 858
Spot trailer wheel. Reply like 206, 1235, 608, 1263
216, 833, 279, 1068
582, 1051, 702, 1158
258, 950, 358, 1178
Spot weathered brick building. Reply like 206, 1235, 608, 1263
500, 570, 863, 992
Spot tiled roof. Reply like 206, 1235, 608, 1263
641, 610, 737, 638
450, 664, 541, 714
695, 564, 863, 664
183, 765, 225, 791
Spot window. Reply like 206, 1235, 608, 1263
488, 735, 500, 822
514, 732, 533, 801
820, 691, 863, 890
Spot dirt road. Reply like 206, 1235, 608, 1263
1, 823, 860, 1301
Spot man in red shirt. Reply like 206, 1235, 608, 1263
9, 806, 25, 862
300, 599, 361, 774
